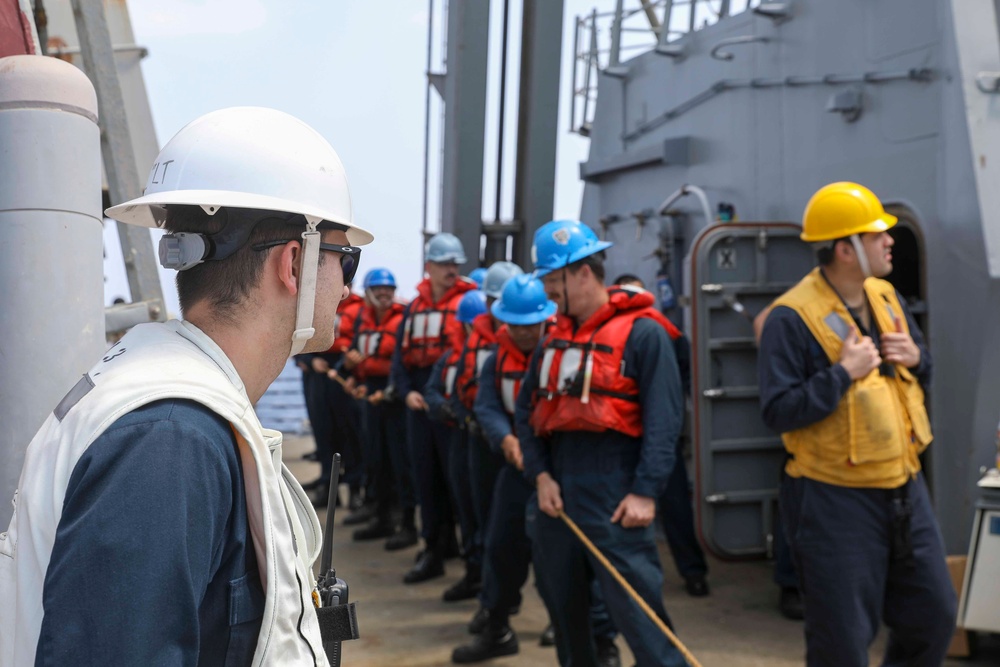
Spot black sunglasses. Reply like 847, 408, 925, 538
252, 239, 361, 284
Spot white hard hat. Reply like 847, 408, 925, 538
425, 232, 467, 264
482, 261, 524, 299
105, 106, 373, 246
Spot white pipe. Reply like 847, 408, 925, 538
657, 183, 714, 226
0, 56, 105, 527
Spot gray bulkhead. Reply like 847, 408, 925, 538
577, 0, 1000, 555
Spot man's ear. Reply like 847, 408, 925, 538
275, 240, 301, 296
835, 240, 855, 266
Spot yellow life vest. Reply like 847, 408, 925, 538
772, 268, 933, 488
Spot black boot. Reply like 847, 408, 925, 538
308, 483, 330, 508
467, 607, 490, 635
779, 586, 804, 620
451, 621, 518, 664
342, 502, 376, 526
441, 530, 462, 560
353, 516, 395, 541
442, 563, 481, 602
538, 623, 555, 647
385, 522, 418, 551
595, 636, 621, 667
684, 573, 710, 597
348, 487, 365, 511
403, 549, 445, 584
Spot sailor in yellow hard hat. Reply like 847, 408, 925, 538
757, 182, 956, 666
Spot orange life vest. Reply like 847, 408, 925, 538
456, 313, 498, 410
529, 287, 679, 438
354, 302, 406, 382
330, 293, 365, 354
401, 277, 476, 369
493, 325, 531, 417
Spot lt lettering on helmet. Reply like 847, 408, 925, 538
148, 159, 175, 185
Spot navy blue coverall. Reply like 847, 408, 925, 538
475, 350, 617, 641
759, 287, 957, 667
298, 351, 365, 491
390, 307, 457, 554
39, 400, 262, 666
517, 318, 687, 667
657, 335, 708, 582
425, 353, 480, 567
449, 348, 507, 571
351, 370, 415, 525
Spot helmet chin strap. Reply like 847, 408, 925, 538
289, 219, 322, 357
561, 263, 571, 317
848, 234, 873, 279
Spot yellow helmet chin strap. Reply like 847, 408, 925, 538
289, 217, 322, 357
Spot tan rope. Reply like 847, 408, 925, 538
557, 510, 704, 667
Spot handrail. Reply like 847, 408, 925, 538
710, 35, 770, 61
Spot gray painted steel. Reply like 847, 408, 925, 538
439, 0, 491, 263
432, 0, 564, 269
574, 0, 1000, 554
685, 223, 812, 558
70, 0, 164, 320
0, 56, 105, 527
509, 0, 564, 269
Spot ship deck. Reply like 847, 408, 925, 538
283, 435, 1000, 667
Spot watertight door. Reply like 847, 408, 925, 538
685, 223, 813, 559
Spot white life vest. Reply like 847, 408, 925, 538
0, 320, 329, 666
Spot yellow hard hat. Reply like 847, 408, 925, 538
801, 182, 897, 242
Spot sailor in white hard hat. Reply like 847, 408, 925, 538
0, 107, 369, 666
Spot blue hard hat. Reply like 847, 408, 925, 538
456, 289, 488, 323
491, 274, 557, 325
482, 261, 524, 299
530, 220, 613, 277
426, 232, 467, 264
363, 267, 396, 289
468, 267, 487, 287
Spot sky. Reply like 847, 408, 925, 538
110, 0, 638, 309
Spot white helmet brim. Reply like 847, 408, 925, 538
107, 190, 374, 246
